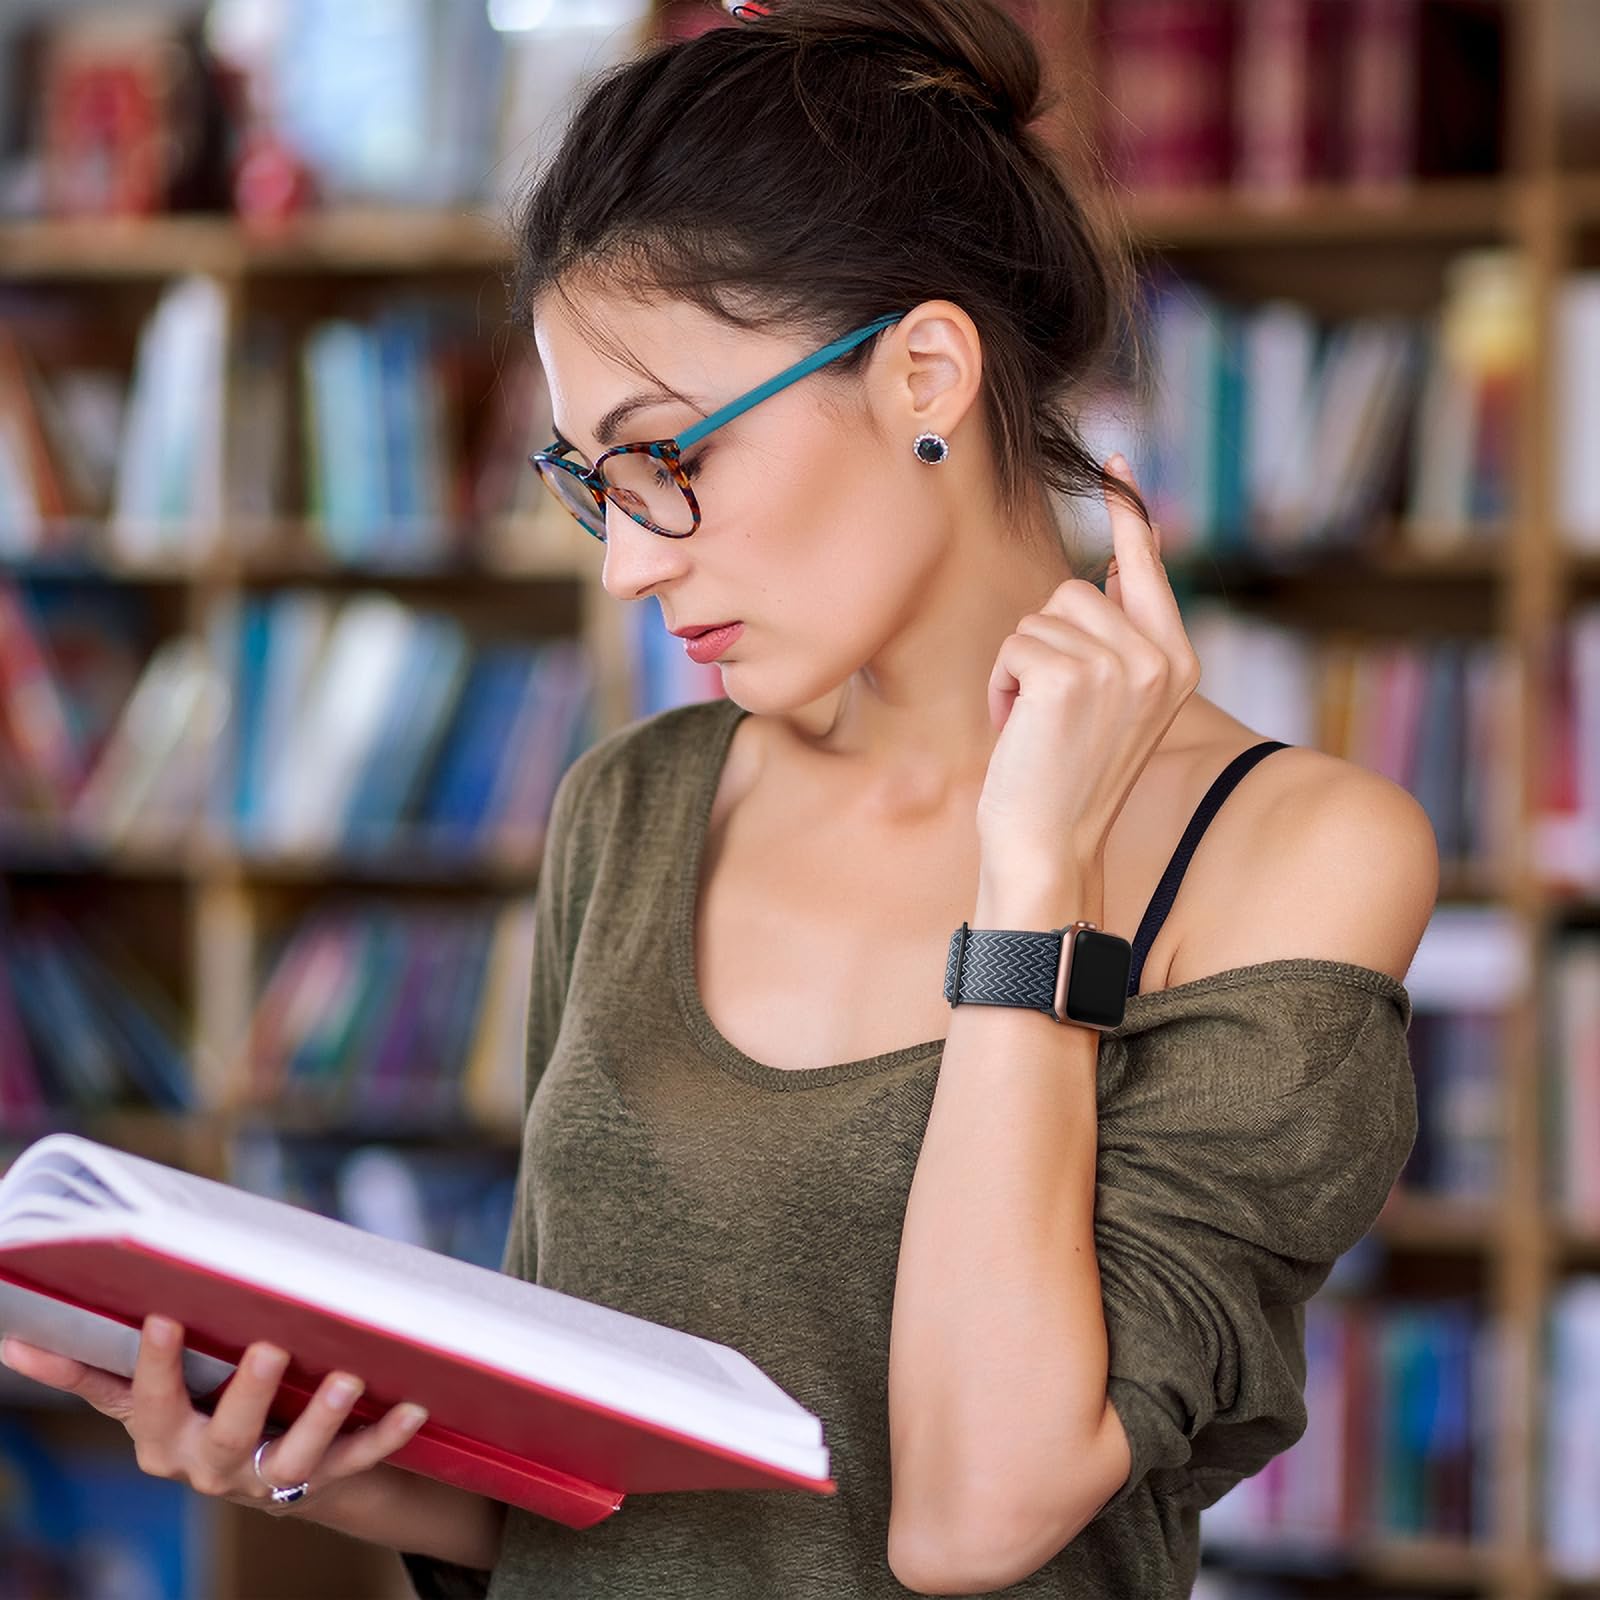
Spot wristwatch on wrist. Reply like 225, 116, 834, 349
943, 919, 1132, 1032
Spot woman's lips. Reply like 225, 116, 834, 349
683, 622, 743, 664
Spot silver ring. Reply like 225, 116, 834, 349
253, 1436, 311, 1506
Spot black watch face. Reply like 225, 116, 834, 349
1065, 931, 1132, 1028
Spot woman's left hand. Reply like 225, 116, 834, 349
976, 455, 1201, 888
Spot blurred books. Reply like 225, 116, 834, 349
241, 896, 538, 1132
1182, 606, 1517, 885
1083, 254, 1531, 563
1093, 0, 1505, 196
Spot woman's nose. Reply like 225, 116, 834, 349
598, 506, 693, 603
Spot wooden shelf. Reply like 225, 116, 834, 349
0, 207, 512, 280
0, 835, 547, 888
0, 172, 1550, 286
1, 3, 1595, 1596
1117, 178, 1518, 248
1559, 172, 1600, 226
6, 514, 597, 586
1378, 1191, 1501, 1255
1164, 533, 1509, 587
1201, 1532, 1503, 1591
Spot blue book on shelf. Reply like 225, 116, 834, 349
373, 307, 434, 558
304, 320, 383, 559
340, 612, 471, 853
433, 911, 498, 1113
419, 648, 538, 845
1211, 304, 1249, 554
5, 933, 121, 1107
46, 928, 194, 1112
230, 596, 274, 838
286, 917, 398, 1099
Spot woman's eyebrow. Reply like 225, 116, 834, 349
592, 388, 705, 447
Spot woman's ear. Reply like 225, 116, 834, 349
886, 299, 984, 442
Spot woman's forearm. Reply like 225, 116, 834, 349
273, 1462, 507, 1568
887, 865, 1119, 1569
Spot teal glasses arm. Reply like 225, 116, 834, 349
674, 313, 906, 451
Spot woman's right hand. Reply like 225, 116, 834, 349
0, 1314, 430, 1516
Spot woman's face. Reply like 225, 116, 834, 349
532, 289, 972, 717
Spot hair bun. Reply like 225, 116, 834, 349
736, 0, 1044, 133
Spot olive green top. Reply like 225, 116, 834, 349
401, 695, 1417, 1600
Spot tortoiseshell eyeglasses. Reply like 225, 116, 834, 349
528, 313, 906, 543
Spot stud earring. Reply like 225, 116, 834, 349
913, 432, 950, 465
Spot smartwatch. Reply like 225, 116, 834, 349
943, 920, 1132, 1032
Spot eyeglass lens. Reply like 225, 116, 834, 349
535, 452, 695, 541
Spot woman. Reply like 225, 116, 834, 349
1, 1, 1436, 1595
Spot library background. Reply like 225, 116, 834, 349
0, 0, 1597, 1595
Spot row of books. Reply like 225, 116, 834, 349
0, 571, 1549, 886
1399, 1006, 1503, 1204
15, 258, 1600, 573
0, 582, 597, 865
243, 897, 537, 1132
1558, 275, 1600, 549
244, 303, 556, 561
0, 902, 192, 1131
1544, 1276, 1600, 1575
1534, 604, 1600, 892
1185, 601, 1517, 876
1093, 0, 1505, 195
5, 0, 652, 222
1199, 1295, 1492, 1551
222, 592, 593, 861
1091, 253, 1527, 562
1386, 904, 1524, 1206
0, 887, 1519, 1191
0, 281, 559, 566
1542, 935, 1600, 1226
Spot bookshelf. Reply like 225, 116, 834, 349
0, 0, 1597, 1595
1031, 4, 1594, 1598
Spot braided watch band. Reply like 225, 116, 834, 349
943, 924, 1065, 1019
944, 919, 1132, 1030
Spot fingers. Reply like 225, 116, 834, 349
1014, 598, 1167, 683
6, 1318, 430, 1509
230, 1365, 364, 1496
127, 1316, 201, 1476
1096, 454, 1184, 641
192, 1340, 292, 1494
204, 1350, 427, 1505
1, 1337, 134, 1419
273, 1393, 430, 1490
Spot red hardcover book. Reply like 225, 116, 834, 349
0, 583, 85, 814
1338, 0, 1419, 188
1094, 0, 1236, 193
0, 1133, 835, 1526
1232, 0, 1346, 195
41, 20, 170, 218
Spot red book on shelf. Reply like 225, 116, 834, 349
0, 1134, 835, 1527
1232, 0, 1345, 195
1093, 0, 1236, 193
41, 21, 170, 217
1337, 0, 1419, 187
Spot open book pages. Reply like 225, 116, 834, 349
0, 1134, 827, 1481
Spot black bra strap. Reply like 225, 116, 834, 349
1125, 740, 1292, 998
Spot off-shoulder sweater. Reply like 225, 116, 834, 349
401, 694, 1418, 1599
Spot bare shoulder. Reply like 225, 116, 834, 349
1165, 734, 1441, 990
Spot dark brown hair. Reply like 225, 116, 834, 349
507, 0, 1152, 558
